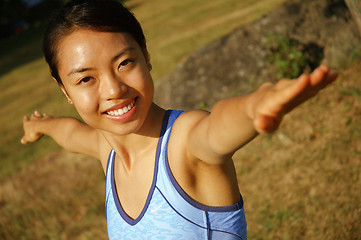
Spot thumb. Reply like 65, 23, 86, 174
254, 115, 282, 134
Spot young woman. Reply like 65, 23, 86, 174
21, 0, 338, 239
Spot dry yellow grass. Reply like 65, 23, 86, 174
128, 0, 287, 80
0, 0, 287, 181
234, 62, 361, 239
0, 152, 107, 239
1, 0, 360, 239
0, 62, 359, 239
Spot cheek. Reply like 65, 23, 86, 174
129, 67, 154, 96
71, 91, 99, 116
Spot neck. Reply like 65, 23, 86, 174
101, 103, 166, 171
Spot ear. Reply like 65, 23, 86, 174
53, 77, 73, 104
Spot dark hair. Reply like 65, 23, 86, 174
43, 0, 146, 85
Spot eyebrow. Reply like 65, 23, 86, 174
67, 47, 137, 77
111, 47, 136, 63
67, 67, 95, 77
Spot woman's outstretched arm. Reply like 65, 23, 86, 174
21, 111, 100, 160
184, 65, 338, 164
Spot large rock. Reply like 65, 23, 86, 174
155, 0, 360, 110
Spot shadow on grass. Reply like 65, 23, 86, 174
0, 23, 47, 78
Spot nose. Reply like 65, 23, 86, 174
100, 74, 127, 100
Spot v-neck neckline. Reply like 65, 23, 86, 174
109, 110, 171, 225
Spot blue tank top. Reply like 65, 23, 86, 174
105, 110, 247, 240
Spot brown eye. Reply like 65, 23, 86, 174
79, 77, 92, 84
118, 59, 132, 69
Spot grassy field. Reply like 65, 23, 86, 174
234, 64, 361, 239
131, 0, 287, 81
1, 0, 360, 239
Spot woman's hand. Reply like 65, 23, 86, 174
21, 110, 52, 144
251, 65, 338, 133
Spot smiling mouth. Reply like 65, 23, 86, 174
106, 99, 135, 116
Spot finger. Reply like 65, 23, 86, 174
309, 65, 334, 87
293, 74, 310, 94
277, 74, 310, 105
318, 65, 330, 74
34, 110, 42, 117
326, 71, 338, 84
30, 112, 39, 120
314, 68, 338, 93
23, 116, 29, 122
21, 137, 27, 144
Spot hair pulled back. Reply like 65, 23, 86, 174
43, 0, 146, 85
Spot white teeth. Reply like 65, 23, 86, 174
107, 100, 135, 116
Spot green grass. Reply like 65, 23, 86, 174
3, 0, 360, 239
0, 0, 288, 238
0, 0, 287, 181
130, 0, 287, 80
0, 57, 79, 181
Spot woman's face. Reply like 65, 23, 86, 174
56, 29, 154, 135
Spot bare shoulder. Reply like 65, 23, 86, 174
173, 110, 209, 133
167, 110, 208, 185
168, 110, 241, 206
169, 110, 209, 152
168, 109, 219, 171
171, 109, 223, 164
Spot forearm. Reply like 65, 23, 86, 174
41, 118, 84, 151
23, 114, 90, 153
188, 66, 337, 164
207, 92, 261, 156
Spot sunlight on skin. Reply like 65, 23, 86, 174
253, 65, 338, 134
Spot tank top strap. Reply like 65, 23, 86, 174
156, 111, 246, 232
156, 110, 184, 185
105, 148, 115, 217
155, 110, 210, 225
